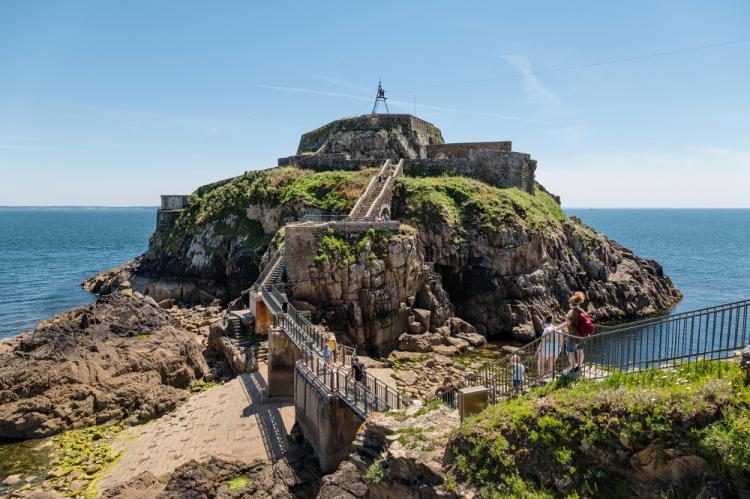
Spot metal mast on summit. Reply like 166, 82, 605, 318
371, 79, 389, 114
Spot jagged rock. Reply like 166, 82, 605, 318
101, 446, 321, 499
398, 332, 445, 353
0, 292, 208, 440
393, 193, 682, 341
412, 308, 431, 331
292, 228, 459, 356
206, 317, 258, 376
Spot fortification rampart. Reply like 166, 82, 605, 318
426, 141, 512, 158
280, 114, 537, 194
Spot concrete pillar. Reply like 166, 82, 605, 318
255, 299, 273, 334
267, 327, 302, 398
294, 366, 364, 473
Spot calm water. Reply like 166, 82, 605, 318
0, 208, 747, 339
0, 208, 155, 338
566, 209, 750, 314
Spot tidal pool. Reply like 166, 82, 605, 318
0, 437, 54, 492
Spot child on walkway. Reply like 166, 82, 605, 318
511, 354, 525, 391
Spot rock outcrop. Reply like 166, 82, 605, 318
286, 226, 476, 356
393, 177, 682, 341
0, 292, 208, 440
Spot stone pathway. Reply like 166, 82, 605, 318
98, 363, 294, 490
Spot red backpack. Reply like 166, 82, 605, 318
576, 308, 595, 337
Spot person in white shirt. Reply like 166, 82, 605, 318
536, 315, 563, 380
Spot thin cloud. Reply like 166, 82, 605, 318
501, 55, 560, 107
255, 83, 559, 125
311, 76, 374, 95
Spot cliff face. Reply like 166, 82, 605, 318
285, 225, 478, 356
86, 164, 680, 343
392, 176, 681, 341
85, 168, 378, 303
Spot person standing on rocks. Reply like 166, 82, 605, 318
556, 291, 593, 375
435, 376, 454, 403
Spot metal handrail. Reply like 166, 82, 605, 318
261, 284, 403, 415
440, 299, 750, 407
252, 247, 282, 291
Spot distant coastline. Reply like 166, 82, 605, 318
0, 206, 158, 209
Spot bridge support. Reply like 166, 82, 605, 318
267, 327, 302, 398
294, 366, 364, 473
255, 298, 273, 334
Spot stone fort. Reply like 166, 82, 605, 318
277, 113, 537, 194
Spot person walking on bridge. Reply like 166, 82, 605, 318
324, 332, 337, 369
556, 291, 595, 375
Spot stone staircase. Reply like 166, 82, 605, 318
348, 159, 403, 220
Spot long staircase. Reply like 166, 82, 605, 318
440, 299, 750, 407
348, 159, 403, 220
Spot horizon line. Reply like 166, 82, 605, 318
1, 205, 749, 210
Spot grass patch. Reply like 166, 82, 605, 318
225, 474, 253, 491
449, 360, 750, 496
394, 176, 566, 241
160, 166, 376, 253
45, 422, 127, 498
364, 458, 385, 483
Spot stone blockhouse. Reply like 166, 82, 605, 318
156, 195, 189, 232
277, 114, 537, 194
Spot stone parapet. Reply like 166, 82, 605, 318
156, 209, 182, 232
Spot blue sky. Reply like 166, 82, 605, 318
1, 1, 748, 207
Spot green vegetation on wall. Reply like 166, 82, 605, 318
314, 227, 393, 266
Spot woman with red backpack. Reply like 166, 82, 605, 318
556, 291, 595, 375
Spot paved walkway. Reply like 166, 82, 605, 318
99, 363, 294, 489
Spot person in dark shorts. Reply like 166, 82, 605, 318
351, 357, 365, 382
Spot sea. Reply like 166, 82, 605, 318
0, 207, 748, 339
0, 207, 156, 339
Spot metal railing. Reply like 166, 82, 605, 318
440, 299, 750, 407
296, 354, 405, 419
252, 247, 283, 292
261, 284, 404, 417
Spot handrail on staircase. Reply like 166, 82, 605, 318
364, 159, 403, 219
348, 159, 391, 220
261, 283, 405, 415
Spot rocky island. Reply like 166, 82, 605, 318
4, 113, 747, 498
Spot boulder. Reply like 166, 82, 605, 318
0, 292, 209, 440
